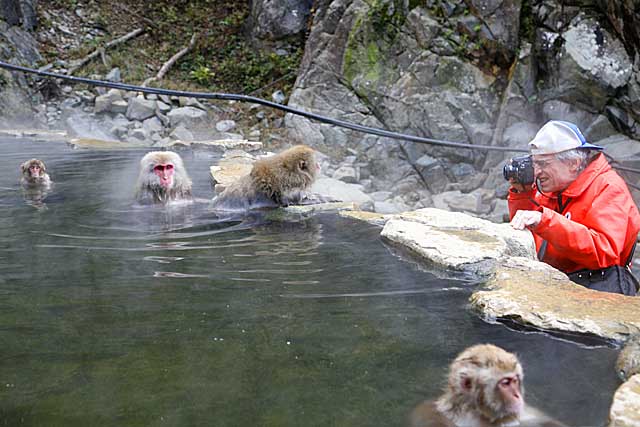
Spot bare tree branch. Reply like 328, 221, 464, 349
67, 28, 145, 75
142, 33, 198, 87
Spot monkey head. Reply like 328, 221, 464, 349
136, 151, 193, 204
21, 159, 47, 181
439, 344, 524, 424
139, 151, 186, 190
281, 145, 320, 185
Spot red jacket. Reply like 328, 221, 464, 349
508, 153, 640, 273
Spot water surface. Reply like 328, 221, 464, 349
0, 138, 620, 426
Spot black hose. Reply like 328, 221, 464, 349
0, 60, 527, 153
2, 60, 640, 181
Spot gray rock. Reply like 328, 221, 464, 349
370, 191, 393, 202
111, 100, 128, 115
94, 89, 124, 114
178, 96, 207, 110
105, 67, 121, 82
246, 0, 313, 42
129, 128, 149, 141
156, 100, 171, 115
126, 97, 157, 121
332, 164, 359, 183
272, 90, 286, 104
381, 208, 536, 278
167, 106, 208, 128
142, 117, 163, 134
170, 125, 194, 141
216, 120, 237, 132
310, 178, 374, 211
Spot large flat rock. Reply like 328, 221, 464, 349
470, 256, 640, 342
380, 208, 536, 277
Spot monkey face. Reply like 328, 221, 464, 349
494, 374, 524, 416
153, 163, 175, 189
29, 163, 43, 177
21, 159, 47, 182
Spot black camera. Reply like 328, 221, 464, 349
503, 155, 534, 185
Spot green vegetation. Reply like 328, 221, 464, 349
39, 0, 306, 95
519, 0, 536, 43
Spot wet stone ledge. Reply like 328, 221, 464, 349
345, 207, 640, 342
608, 374, 640, 427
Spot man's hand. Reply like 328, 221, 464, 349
510, 209, 542, 230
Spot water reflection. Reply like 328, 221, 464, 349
0, 138, 621, 427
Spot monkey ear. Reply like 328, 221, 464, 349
460, 376, 473, 392
299, 160, 308, 170
20, 162, 27, 173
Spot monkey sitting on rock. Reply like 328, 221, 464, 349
135, 151, 193, 205
211, 144, 323, 211
409, 344, 567, 427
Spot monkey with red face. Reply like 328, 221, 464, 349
409, 344, 566, 427
135, 151, 193, 205
20, 159, 52, 188
211, 144, 322, 211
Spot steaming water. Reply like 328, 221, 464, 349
0, 138, 620, 426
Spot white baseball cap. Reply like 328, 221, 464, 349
528, 120, 603, 155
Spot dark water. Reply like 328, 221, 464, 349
0, 138, 620, 427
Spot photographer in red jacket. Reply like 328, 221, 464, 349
506, 120, 640, 295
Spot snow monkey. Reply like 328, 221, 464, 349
409, 344, 567, 427
616, 334, 640, 381
211, 144, 320, 211
135, 151, 193, 204
20, 158, 52, 188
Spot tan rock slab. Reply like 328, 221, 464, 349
340, 210, 390, 226
173, 139, 262, 152
609, 374, 640, 427
380, 208, 536, 276
471, 257, 640, 341
0, 129, 68, 141
68, 138, 147, 149
209, 150, 256, 192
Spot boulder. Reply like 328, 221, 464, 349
608, 375, 640, 427
126, 97, 157, 121
167, 106, 209, 128
380, 208, 535, 278
470, 257, 640, 342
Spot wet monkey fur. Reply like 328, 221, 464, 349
135, 151, 193, 204
409, 344, 566, 427
212, 145, 320, 211
20, 158, 51, 188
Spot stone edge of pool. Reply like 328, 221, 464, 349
343, 207, 640, 426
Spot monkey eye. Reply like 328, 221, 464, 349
499, 376, 518, 388
154, 164, 174, 172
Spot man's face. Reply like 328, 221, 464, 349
532, 153, 580, 193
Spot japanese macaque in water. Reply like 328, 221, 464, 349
135, 151, 193, 205
616, 334, 640, 381
211, 144, 321, 211
20, 159, 52, 188
409, 344, 566, 427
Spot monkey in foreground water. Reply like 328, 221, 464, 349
20, 159, 52, 188
409, 344, 566, 427
135, 151, 193, 205
616, 334, 640, 381
211, 145, 321, 211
